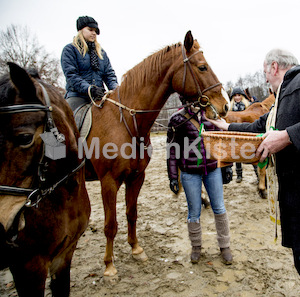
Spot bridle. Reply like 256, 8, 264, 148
181, 45, 222, 116
0, 84, 85, 209
88, 45, 224, 142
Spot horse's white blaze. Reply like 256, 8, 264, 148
222, 88, 230, 106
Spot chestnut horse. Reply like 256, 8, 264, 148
224, 93, 275, 198
224, 93, 275, 123
85, 31, 229, 276
0, 63, 90, 296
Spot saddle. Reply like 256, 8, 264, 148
73, 103, 92, 140
70, 100, 97, 181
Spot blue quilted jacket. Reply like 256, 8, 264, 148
61, 43, 118, 99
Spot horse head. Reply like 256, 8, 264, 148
0, 63, 90, 296
0, 63, 46, 192
171, 31, 229, 119
0, 62, 80, 233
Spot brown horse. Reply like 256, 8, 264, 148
224, 93, 275, 198
0, 63, 90, 296
225, 93, 275, 123
85, 31, 229, 276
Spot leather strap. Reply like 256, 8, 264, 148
183, 112, 201, 131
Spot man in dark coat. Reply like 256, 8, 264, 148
206, 48, 300, 274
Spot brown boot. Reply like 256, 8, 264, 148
214, 213, 233, 265
220, 247, 233, 265
236, 175, 242, 183
191, 246, 202, 264
187, 222, 202, 264
236, 164, 243, 183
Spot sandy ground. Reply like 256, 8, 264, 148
1, 133, 300, 296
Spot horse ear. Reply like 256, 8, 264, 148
244, 88, 251, 100
184, 30, 194, 53
8, 62, 37, 100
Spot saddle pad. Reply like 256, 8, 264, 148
74, 104, 92, 140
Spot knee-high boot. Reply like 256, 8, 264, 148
187, 221, 202, 263
214, 212, 233, 265
236, 163, 242, 183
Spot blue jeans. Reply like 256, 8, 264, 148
181, 168, 226, 222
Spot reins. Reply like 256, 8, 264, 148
87, 44, 223, 142
88, 86, 195, 145
88, 86, 193, 115
0, 160, 85, 207
0, 83, 85, 208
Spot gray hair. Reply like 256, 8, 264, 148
265, 49, 298, 71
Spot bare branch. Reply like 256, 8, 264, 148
0, 24, 63, 88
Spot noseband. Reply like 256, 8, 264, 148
181, 46, 222, 112
0, 84, 85, 208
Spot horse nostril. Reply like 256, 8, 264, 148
224, 104, 229, 113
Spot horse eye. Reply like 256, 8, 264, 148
15, 133, 34, 147
198, 65, 207, 72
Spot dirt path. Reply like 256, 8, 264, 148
1, 133, 300, 296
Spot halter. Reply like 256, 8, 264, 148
89, 45, 223, 142
0, 84, 85, 208
181, 45, 222, 113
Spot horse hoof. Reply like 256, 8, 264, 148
258, 189, 267, 199
132, 244, 143, 255
103, 263, 117, 276
132, 250, 148, 262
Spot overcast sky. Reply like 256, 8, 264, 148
1, 0, 300, 87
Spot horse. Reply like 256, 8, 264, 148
224, 93, 275, 123
84, 30, 230, 276
0, 63, 91, 296
224, 93, 275, 198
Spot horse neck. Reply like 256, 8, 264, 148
262, 94, 275, 110
117, 46, 181, 135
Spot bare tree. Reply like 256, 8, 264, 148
226, 70, 269, 101
0, 24, 63, 88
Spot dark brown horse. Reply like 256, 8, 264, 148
0, 63, 90, 296
85, 31, 229, 276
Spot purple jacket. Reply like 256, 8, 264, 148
167, 109, 219, 180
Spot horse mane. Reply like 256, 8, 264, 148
0, 68, 42, 106
120, 42, 182, 96
261, 93, 275, 110
0, 68, 61, 109
26, 68, 41, 79
0, 73, 16, 106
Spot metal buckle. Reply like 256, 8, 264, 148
25, 189, 43, 208
198, 95, 210, 108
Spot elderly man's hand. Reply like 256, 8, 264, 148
256, 130, 292, 162
203, 113, 230, 131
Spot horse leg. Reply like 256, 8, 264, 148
258, 166, 267, 199
49, 241, 77, 297
125, 171, 148, 261
10, 256, 49, 297
101, 175, 119, 276
201, 189, 210, 209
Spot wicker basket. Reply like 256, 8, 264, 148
201, 131, 264, 164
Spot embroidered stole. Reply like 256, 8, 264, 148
265, 83, 281, 241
